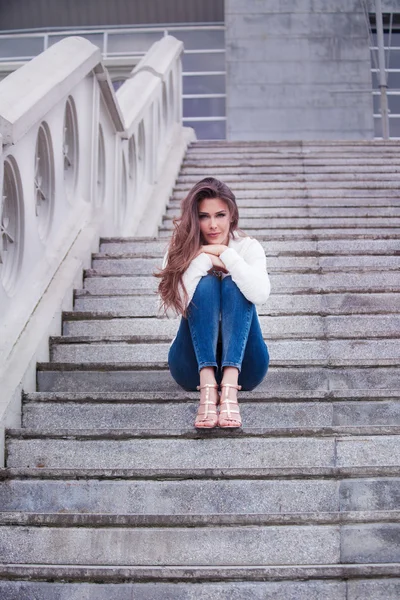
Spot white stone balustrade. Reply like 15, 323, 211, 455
0, 35, 194, 464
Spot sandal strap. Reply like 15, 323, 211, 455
196, 384, 219, 390
220, 383, 241, 420
220, 383, 242, 391
196, 383, 219, 420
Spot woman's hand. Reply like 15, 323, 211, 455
207, 253, 228, 273
200, 244, 228, 257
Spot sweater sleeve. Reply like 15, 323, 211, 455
181, 253, 213, 305
160, 250, 213, 315
219, 239, 271, 305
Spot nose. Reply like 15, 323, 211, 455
210, 217, 218, 229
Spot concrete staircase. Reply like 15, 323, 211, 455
0, 140, 400, 599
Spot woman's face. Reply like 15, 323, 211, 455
198, 197, 231, 245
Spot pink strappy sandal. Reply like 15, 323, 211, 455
218, 383, 242, 428
195, 383, 219, 428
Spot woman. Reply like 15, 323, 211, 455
156, 177, 270, 429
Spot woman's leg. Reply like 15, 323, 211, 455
168, 274, 221, 427
219, 276, 254, 427
220, 275, 269, 389
187, 273, 221, 372
168, 317, 200, 391
239, 312, 270, 391
218, 276, 269, 425
220, 276, 254, 371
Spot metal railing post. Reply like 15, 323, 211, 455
375, 0, 390, 139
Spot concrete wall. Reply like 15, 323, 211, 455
225, 0, 374, 140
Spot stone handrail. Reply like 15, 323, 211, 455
0, 35, 195, 464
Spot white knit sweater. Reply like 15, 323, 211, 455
162, 234, 271, 314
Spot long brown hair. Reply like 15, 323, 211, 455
156, 177, 239, 316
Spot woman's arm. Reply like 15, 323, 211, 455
219, 239, 271, 305
180, 252, 213, 306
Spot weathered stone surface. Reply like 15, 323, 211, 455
36, 366, 400, 393
70, 292, 400, 318
336, 436, 400, 467
82, 272, 400, 294
91, 255, 400, 276
22, 399, 400, 430
0, 580, 348, 599
22, 400, 333, 430
6, 437, 336, 470
341, 524, 400, 563
98, 238, 400, 257
161, 216, 400, 230
333, 401, 400, 426
0, 478, 338, 514
50, 338, 400, 365
340, 478, 400, 512
0, 524, 340, 565
348, 579, 400, 600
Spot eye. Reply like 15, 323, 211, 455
199, 214, 208, 220
217, 213, 227, 218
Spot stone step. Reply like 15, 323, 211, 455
173, 181, 400, 191
184, 149, 400, 158
36, 365, 400, 393
69, 292, 400, 317
161, 217, 400, 231
10, 426, 400, 440
6, 431, 400, 470
98, 238, 400, 256
158, 228, 400, 239
5, 509, 398, 527
49, 338, 400, 366
1, 577, 400, 599
172, 188, 400, 199
21, 395, 400, 430
180, 164, 400, 174
2, 519, 399, 567
168, 196, 399, 207
89, 255, 400, 276
164, 206, 400, 219
81, 271, 400, 295
3, 464, 400, 481
1, 470, 399, 513
176, 173, 400, 184
61, 314, 400, 340
186, 142, 400, 152
184, 148, 400, 156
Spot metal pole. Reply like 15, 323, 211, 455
375, 0, 390, 139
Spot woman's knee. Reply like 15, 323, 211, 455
190, 273, 221, 311
196, 273, 220, 293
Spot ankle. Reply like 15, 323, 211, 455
199, 367, 217, 389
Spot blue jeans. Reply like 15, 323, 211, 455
168, 274, 269, 391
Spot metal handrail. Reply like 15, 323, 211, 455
0, 23, 225, 62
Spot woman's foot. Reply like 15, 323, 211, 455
195, 383, 219, 428
219, 383, 242, 428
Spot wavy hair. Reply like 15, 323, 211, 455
156, 177, 240, 316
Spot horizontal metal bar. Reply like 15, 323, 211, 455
184, 49, 225, 54
183, 94, 226, 99
374, 114, 400, 118
0, 25, 225, 39
372, 90, 400, 95
183, 116, 226, 121
183, 71, 225, 76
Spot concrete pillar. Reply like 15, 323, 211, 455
225, 0, 374, 140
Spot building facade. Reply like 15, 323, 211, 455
0, 0, 400, 140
